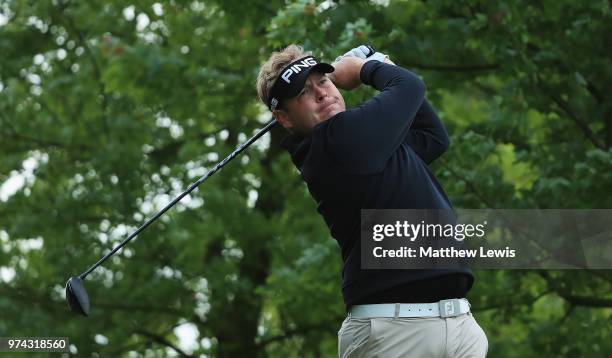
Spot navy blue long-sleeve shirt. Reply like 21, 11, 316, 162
281, 61, 473, 306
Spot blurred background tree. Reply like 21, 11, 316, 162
0, 0, 610, 356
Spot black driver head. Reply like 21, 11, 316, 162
66, 276, 90, 316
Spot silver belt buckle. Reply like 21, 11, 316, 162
438, 299, 461, 318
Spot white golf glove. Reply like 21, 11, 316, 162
335, 45, 388, 63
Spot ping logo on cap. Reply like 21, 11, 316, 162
280, 57, 318, 84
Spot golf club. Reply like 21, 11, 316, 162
66, 118, 278, 316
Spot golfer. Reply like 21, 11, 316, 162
256, 44, 488, 357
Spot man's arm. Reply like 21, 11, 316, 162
405, 100, 450, 164
325, 59, 426, 174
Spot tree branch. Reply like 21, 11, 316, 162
255, 321, 341, 348
57, 1, 111, 133
438, 160, 497, 208
557, 294, 612, 308
149, 125, 230, 166
95, 302, 183, 316
585, 79, 603, 103
104, 340, 148, 356
0, 113, 90, 152
549, 93, 606, 150
403, 61, 500, 72
537, 271, 612, 308
471, 289, 553, 312
135, 330, 193, 357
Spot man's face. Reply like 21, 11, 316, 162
273, 72, 345, 135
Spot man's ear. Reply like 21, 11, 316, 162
272, 108, 293, 132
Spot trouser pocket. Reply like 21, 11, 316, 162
338, 317, 372, 358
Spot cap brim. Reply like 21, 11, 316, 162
285, 62, 335, 99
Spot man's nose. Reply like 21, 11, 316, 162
314, 86, 327, 102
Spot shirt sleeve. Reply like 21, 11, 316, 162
404, 99, 450, 164
323, 61, 426, 174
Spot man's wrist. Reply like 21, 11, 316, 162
330, 57, 366, 90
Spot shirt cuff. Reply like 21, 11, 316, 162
359, 60, 383, 86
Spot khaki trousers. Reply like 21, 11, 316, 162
338, 312, 488, 357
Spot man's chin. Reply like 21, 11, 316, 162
320, 107, 343, 121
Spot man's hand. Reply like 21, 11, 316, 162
383, 57, 396, 65
330, 46, 395, 90
329, 56, 366, 91
334, 45, 375, 62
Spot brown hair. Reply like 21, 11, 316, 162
256, 44, 310, 109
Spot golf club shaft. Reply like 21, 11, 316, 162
80, 119, 278, 279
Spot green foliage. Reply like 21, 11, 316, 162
0, 0, 610, 356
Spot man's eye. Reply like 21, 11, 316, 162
320, 78, 327, 85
